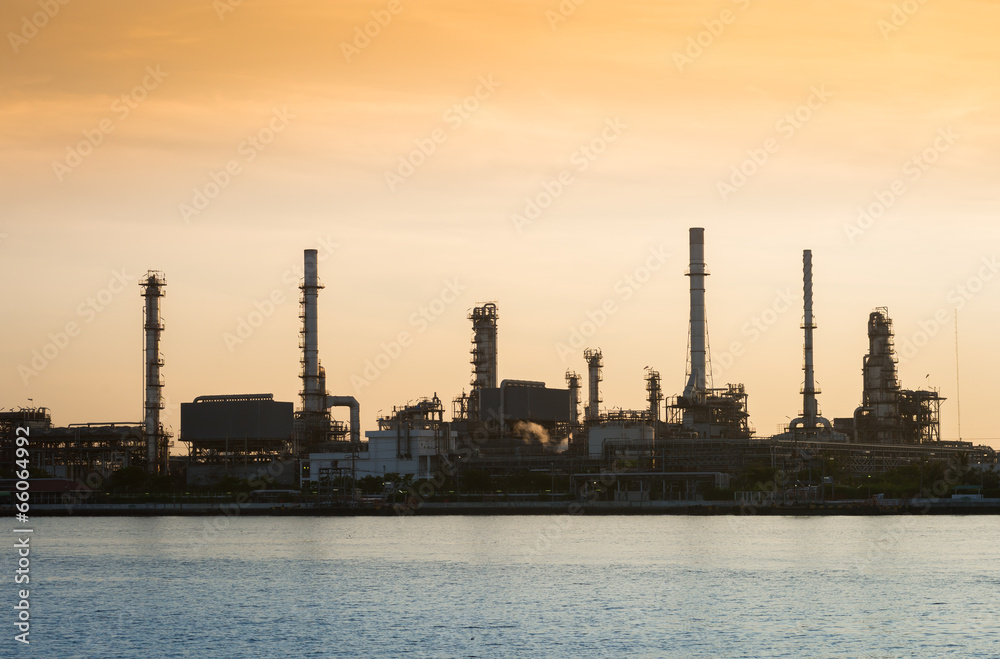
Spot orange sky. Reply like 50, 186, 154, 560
2, 0, 999, 450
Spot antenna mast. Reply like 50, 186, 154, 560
955, 309, 962, 441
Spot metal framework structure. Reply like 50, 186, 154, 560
1, 408, 147, 480
898, 389, 944, 443
0, 408, 53, 476
377, 395, 450, 459
669, 384, 753, 440
645, 369, 663, 424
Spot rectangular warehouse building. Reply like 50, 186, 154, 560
181, 394, 293, 451
479, 381, 573, 425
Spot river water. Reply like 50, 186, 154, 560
8, 515, 998, 657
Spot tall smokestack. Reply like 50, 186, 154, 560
141, 271, 166, 474
801, 250, 818, 429
301, 249, 325, 413
584, 348, 602, 421
684, 227, 710, 398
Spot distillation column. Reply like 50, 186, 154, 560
141, 271, 166, 473
468, 303, 498, 422
566, 370, 581, 425
584, 348, 603, 421
470, 303, 498, 390
859, 308, 902, 441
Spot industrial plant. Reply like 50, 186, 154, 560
2, 228, 995, 504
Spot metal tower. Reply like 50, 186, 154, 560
789, 250, 832, 436
141, 271, 166, 474
470, 303, 498, 391
566, 370, 581, 424
645, 369, 662, 423
863, 308, 901, 440
584, 348, 603, 421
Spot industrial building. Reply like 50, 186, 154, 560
5, 229, 994, 500
0, 407, 147, 480
304, 395, 457, 486
180, 394, 296, 486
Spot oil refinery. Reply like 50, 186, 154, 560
2, 227, 995, 504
